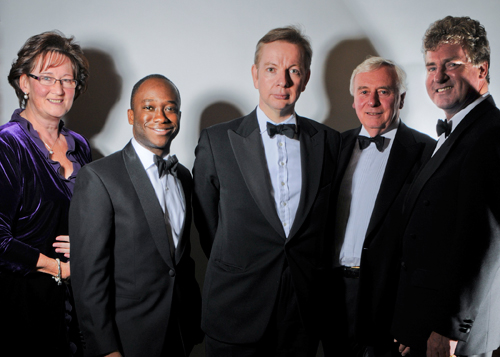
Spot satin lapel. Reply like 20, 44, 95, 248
288, 117, 324, 240
403, 96, 496, 217
122, 142, 175, 269
174, 165, 191, 263
228, 113, 285, 238
365, 123, 422, 242
335, 128, 360, 189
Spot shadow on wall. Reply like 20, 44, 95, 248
198, 101, 244, 135
322, 38, 378, 132
65, 48, 122, 161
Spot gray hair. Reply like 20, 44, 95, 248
350, 56, 407, 96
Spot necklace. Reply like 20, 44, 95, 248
40, 135, 60, 155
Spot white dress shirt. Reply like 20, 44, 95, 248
256, 106, 302, 238
132, 138, 185, 248
433, 93, 489, 156
335, 120, 399, 267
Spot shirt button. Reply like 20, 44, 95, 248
281, 182, 285, 186
279, 142, 284, 147
281, 201, 287, 207
280, 161, 285, 166
283, 222, 287, 227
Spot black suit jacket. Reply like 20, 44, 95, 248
70, 142, 202, 357
392, 96, 500, 355
192, 110, 341, 344
329, 122, 435, 347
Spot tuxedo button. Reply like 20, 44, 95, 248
169, 269, 176, 277
423, 200, 430, 206
401, 262, 407, 270
459, 327, 470, 333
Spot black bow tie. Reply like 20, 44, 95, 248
266, 122, 297, 139
436, 119, 452, 137
154, 154, 178, 178
358, 135, 385, 152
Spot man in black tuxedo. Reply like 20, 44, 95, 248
192, 26, 340, 356
70, 75, 202, 357
392, 16, 500, 357
323, 57, 435, 357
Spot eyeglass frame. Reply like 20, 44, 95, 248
27, 74, 79, 89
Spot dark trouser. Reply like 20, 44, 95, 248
162, 294, 193, 357
323, 268, 398, 357
205, 265, 319, 357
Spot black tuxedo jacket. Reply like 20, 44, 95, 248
192, 110, 341, 344
392, 96, 500, 355
331, 122, 435, 346
70, 142, 202, 357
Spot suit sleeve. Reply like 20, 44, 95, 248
192, 129, 220, 258
435, 126, 500, 341
69, 165, 120, 356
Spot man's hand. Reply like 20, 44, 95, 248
105, 352, 122, 357
427, 331, 457, 357
394, 339, 410, 356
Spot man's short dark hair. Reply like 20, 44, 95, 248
423, 16, 490, 83
130, 74, 181, 110
254, 25, 312, 72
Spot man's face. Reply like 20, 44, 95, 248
425, 43, 487, 119
128, 78, 181, 157
352, 66, 404, 137
251, 41, 310, 123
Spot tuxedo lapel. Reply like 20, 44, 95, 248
122, 142, 175, 269
335, 127, 360, 190
288, 116, 325, 240
174, 165, 191, 263
404, 96, 496, 217
228, 112, 285, 238
365, 122, 422, 241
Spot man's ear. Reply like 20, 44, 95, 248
251, 64, 259, 89
399, 92, 406, 109
127, 109, 134, 125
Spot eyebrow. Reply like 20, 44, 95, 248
357, 85, 393, 91
141, 99, 178, 105
426, 56, 461, 67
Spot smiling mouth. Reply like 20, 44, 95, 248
366, 112, 382, 116
151, 127, 174, 134
48, 99, 63, 103
436, 86, 452, 93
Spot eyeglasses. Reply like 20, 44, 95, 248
28, 74, 78, 89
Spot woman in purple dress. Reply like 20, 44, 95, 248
0, 31, 91, 356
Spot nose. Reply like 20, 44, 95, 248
154, 108, 169, 122
435, 66, 449, 84
368, 91, 380, 106
277, 69, 293, 88
51, 80, 65, 95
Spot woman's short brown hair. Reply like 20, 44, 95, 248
8, 30, 90, 107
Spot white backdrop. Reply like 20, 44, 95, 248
2, 0, 500, 169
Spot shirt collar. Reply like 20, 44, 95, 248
131, 138, 172, 171
256, 105, 297, 135
359, 117, 399, 140
445, 92, 489, 132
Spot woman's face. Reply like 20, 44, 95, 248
20, 53, 76, 122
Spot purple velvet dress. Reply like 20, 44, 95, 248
0, 109, 91, 356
